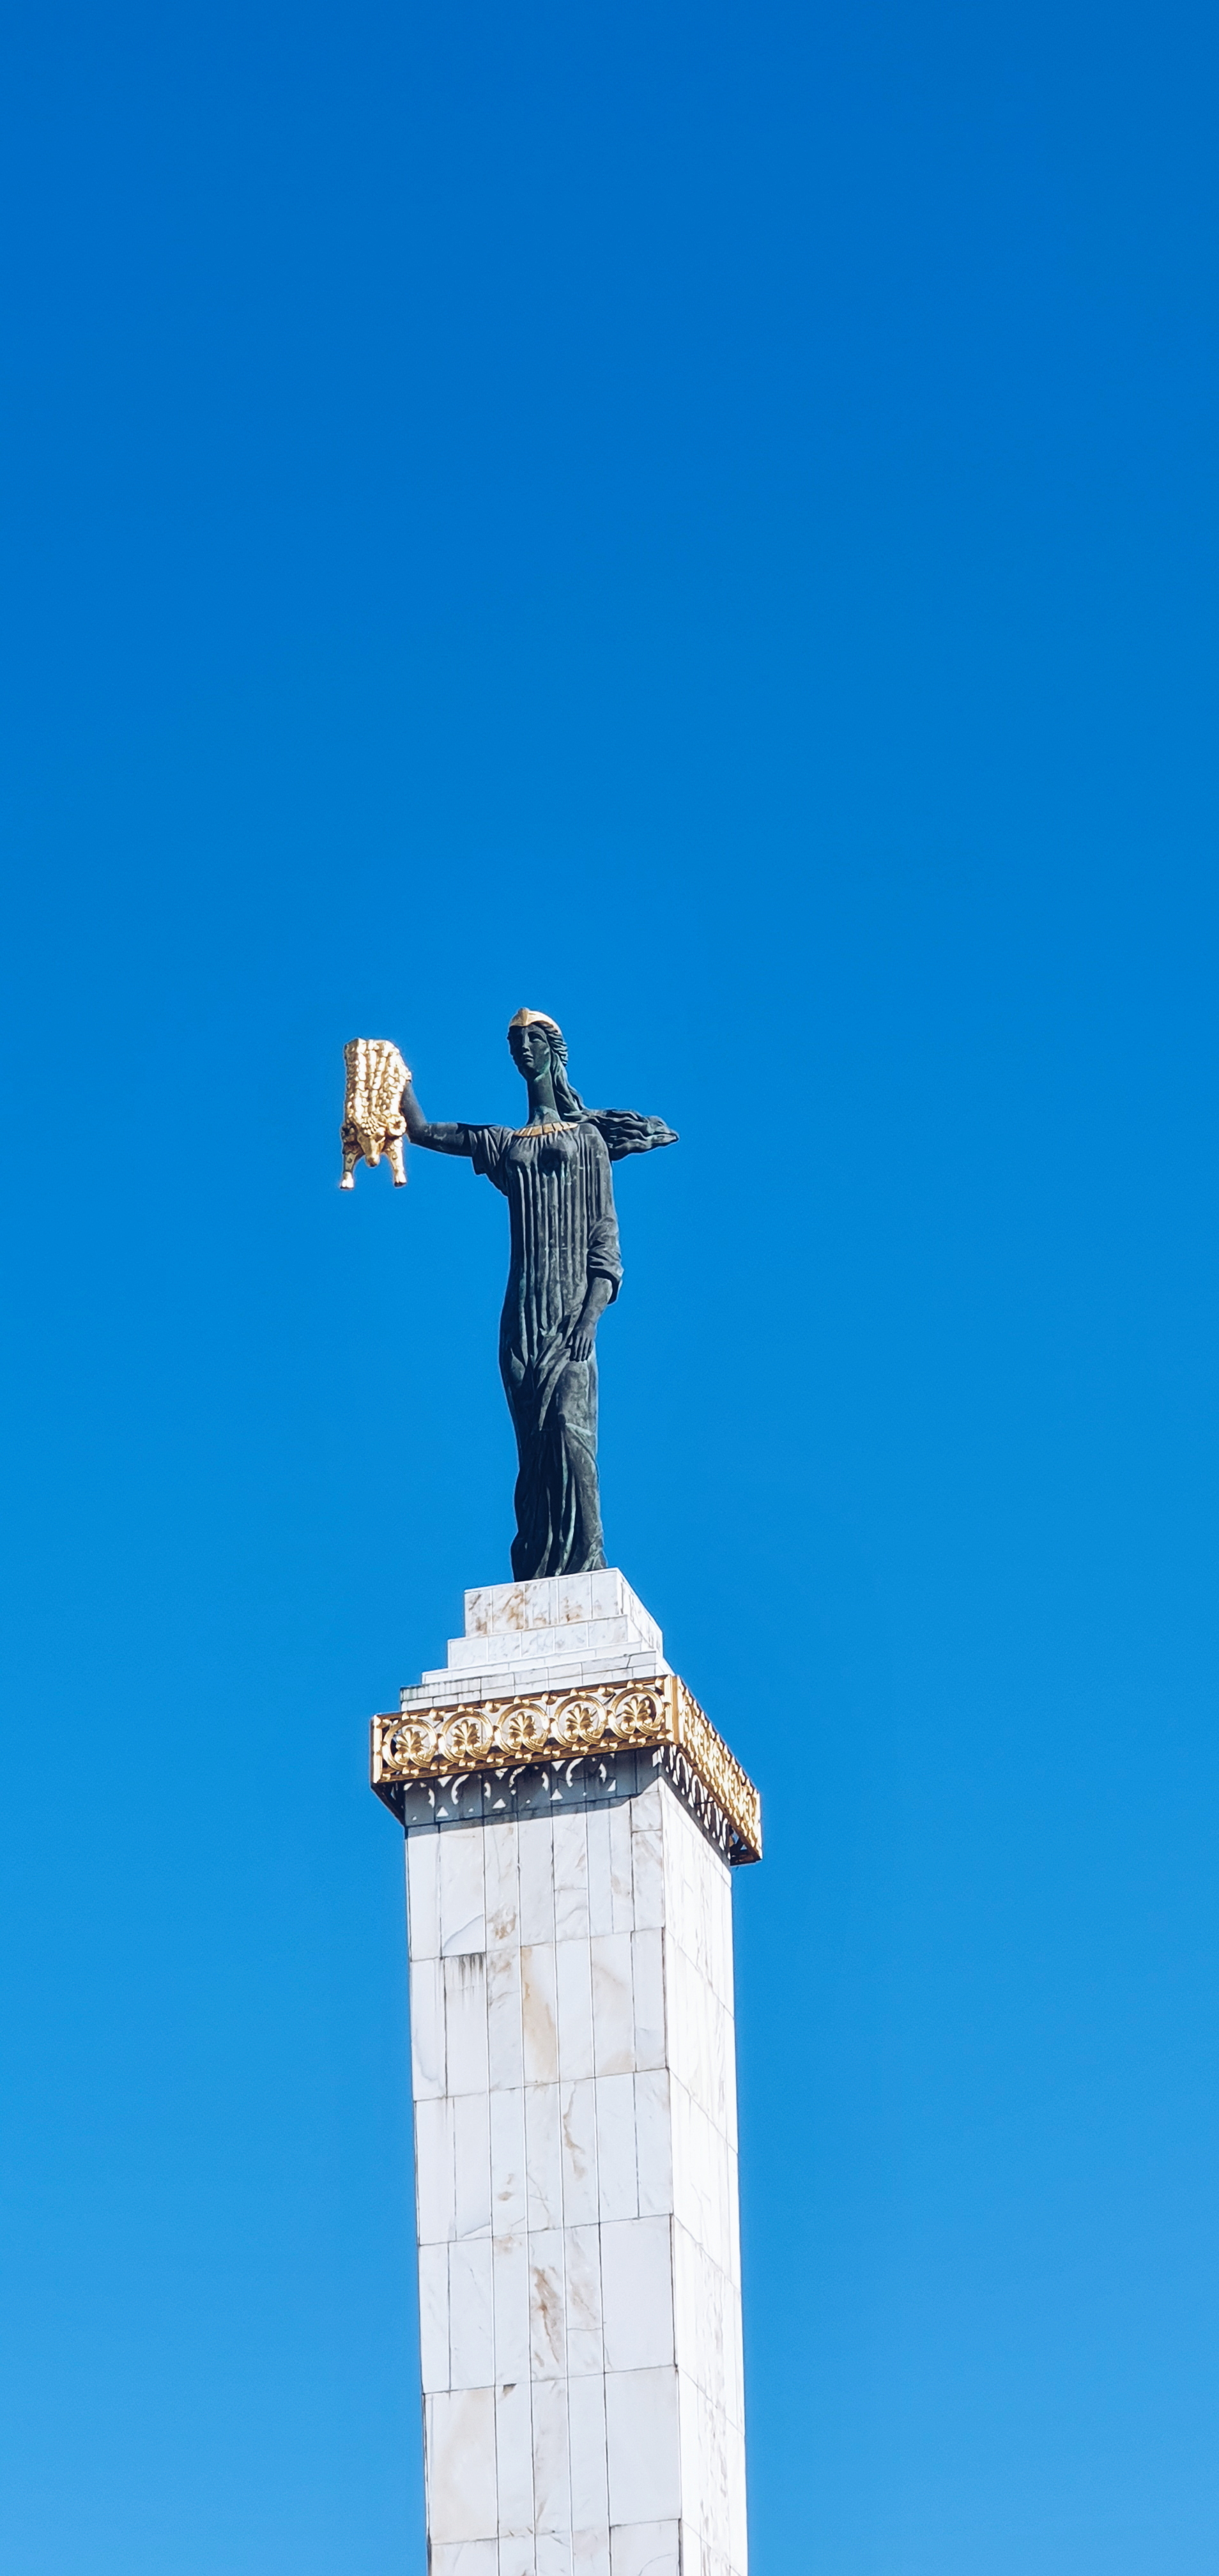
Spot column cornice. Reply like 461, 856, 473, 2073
371, 1669, 762, 1864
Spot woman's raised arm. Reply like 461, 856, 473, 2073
400, 1077, 474, 1156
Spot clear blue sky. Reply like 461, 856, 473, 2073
2, 1, 1218, 2569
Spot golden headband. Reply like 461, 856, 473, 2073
508, 1008, 560, 1031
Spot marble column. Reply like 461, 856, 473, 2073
372, 1572, 761, 2576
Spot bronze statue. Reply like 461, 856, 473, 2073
345, 1011, 675, 1577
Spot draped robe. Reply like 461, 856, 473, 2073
464, 1119, 624, 1577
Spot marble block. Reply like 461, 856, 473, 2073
400, 1572, 668, 1708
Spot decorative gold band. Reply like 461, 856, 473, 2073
370, 1671, 762, 1863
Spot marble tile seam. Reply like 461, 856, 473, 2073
532, 2373, 572, 2538
428, 2542, 500, 2576
489, 1951, 526, 2094
406, 1830, 440, 1957
555, 1936, 595, 2083
417, 2237, 449, 2391
415, 2094, 457, 2244
448, 2235, 495, 2389
607, 2524, 682, 2576
454, 2089, 494, 2239
598, 2211, 675, 2375
571, 2227, 606, 2379
594, 2071, 641, 2223
671, 2225, 747, 2429
567, 2370, 611, 2535
528, 2227, 567, 2378
410, 1956, 446, 2097
675, 2372, 747, 2566
569, 2535, 611, 2576
439, 1825, 488, 1954
553, 1811, 592, 1945
667, 2089, 739, 2280
424, 2386, 498, 2547
603, 2367, 682, 2527
492, 2229, 531, 2384
521, 1943, 560, 2087
495, 2377, 535, 2536
525, 2080, 564, 2234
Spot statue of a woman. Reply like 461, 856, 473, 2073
401, 1009, 677, 1579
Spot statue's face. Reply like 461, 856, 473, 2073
509, 1022, 551, 1078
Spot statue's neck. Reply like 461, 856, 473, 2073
525, 1069, 562, 1126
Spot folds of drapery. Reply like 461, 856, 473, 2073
464, 1119, 627, 1575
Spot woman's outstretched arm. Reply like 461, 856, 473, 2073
400, 1077, 475, 1156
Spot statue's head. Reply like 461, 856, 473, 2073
507, 1008, 586, 1121
507, 1007, 564, 1079
505, 1006, 676, 1158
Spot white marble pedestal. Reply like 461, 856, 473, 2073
371, 1574, 760, 2576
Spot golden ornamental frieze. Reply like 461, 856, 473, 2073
370, 1672, 761, 1863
